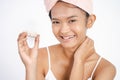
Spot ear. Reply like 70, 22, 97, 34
86, 14, 96, 28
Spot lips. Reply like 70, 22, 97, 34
60, 35, 75, 40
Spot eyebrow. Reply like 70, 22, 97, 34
67, 15, 78, 19
52, 15, 78, 20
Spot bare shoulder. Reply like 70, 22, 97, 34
37, 44, 60, 66
37, 47, 48, 75
37, 47, 49, 67
49, 44, 61, 49
37, 44, 60, 73
38, 47, 48, 60
95, 58, 116, 80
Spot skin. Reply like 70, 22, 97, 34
17, 1, 116, 80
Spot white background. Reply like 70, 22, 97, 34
0, 0, 120, 80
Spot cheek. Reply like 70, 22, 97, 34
72, 25, 87, 41
78, 29, 87, 39
72, 25, 87, 35
74, 26, 87, 42
52, 26, 59, 36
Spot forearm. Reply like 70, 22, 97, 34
25, 62, 37, 80
69, 60, 84, 80
25, 67, 36, 80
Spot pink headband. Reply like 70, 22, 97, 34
44, 0, 93, 15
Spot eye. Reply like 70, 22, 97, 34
68, 19, 76, 23
52, 21, 60, 24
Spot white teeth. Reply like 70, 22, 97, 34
62, 35, 75, 40
63, 36, 70, 40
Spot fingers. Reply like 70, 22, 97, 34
74, 37, 95, 62
87, 37, 94, 48
83, 37, 94, 46
85, 37, 95, 53
34, 35, 40, 49
17, 32, 28, 48
17, 32, 27, 41
17, 32, 29, 55
17, 32, 27, 46
79, 37, 94, 54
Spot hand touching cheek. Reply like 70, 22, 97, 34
74, 37, 95, 63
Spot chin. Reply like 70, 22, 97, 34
60, 41, 79, 49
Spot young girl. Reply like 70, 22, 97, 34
17, 0, 116, 80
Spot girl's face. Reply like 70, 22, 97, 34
51, 1, 93, 48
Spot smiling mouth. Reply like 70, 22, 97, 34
61, 35, 75, 40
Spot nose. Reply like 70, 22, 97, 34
60, 23, 70, 34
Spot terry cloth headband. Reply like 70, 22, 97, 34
44, 0, 93, 15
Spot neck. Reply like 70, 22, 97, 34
62, 44, 79, 59
60, 37, 86, 59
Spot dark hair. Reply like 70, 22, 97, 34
49, 10, 52, 19
49, 10, 89, 19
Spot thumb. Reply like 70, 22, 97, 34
34, 35, 40, 49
